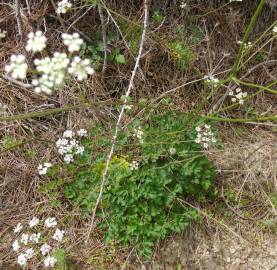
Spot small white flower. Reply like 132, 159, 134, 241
62, 32, 83, 52
29, 217, 39, 228
237, 40, 252, 49
38, 162, 52, 175
20, 234, 29, 245
68, 56, 94, 80
52, 228, 65, 242
229, 87, 247, 104
64, 153, 74, 163
195, 124, 216, 149
12, 240, 20, 251
77, 129, 88, 137
195, 126, 201, 132
204, 75, 219, 86
44, 256, 57, 268
56, 138, 68, 147
38, 165, 47, 175
63, 130, 74, 138
124, 104, 133, 111
14, 223, 23, 233
26, 31, 47, 52
29, 233, 41, 243
130, 160, 139, 171
5, 54, 28, 79
33, 53, 69, 94
69, 139, 78, 147
45, 217, 57, 228
169, 147, 177, 155
180, 1, 187, 8
273, 26, 277, 33
133, 126, 144, 143
40, 243, 51, 256
25, 248, 35, 259
18, 253, 27, 267
0, 29, 7, 39
76, 145, 85, 155
57, 0, 72, 14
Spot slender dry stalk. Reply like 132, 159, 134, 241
101, 0, 145, 79
85, 0, 149, 243
15, 0, 23, 39
98, 5, 108, 73
67, 6, 93, 31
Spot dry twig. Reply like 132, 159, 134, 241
98, 5, 108, 73
85, 0, 149, 243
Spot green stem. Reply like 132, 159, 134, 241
0, 103, 90, 122
231, 0, 266, 77
204, 114, 277, 123
216, 89, 264, 113
0, 100, 126, 122
233, 78, 277, 94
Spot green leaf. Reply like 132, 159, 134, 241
115, 54, 126, 64
53, 249, 67, 270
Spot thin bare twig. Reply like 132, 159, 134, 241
67, 6, 93, 31
98, 5, 108, 73
85, 0, 149, 243
0, 74, 32, 89
15, 0, 23, 39
101, 1, 146, 80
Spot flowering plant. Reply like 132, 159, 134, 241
12, 217, 66, 268
54, 111, 216, 257
5, 31, 94, 95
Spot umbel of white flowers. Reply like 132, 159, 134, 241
195, 124, 216, 149
57, 0, 72, 14
12, 217, 65, 268
5, 31, 94, 95
229, 87, 247, 105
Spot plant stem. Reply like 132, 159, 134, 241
203, 114, 277, 123
230, 0, 266, 77
233, 78, 277, 94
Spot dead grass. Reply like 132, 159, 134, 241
0, 0, 276, 269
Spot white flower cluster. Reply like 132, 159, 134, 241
204, 75, 219, 86
133, 126, 144, 143
5, 31, 94, 94
130, 160, 139, 171
229, 87, 247, 104
195, 124, 216, 149
0, 29, 7, 39
237, 40, 252, 49
180, 1, 187, 8
124, 104, 133, 111
32, 52, 70, 94
12, 217, 64, 268
57, 0, 72, 14
5, 54, 28, 79
56, 129, 87, 164
169, 147, 177, 155
38, 162, 52, 175
26, 31, 47, 52
68, 56, 94, 80
62, 33, 83, 52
